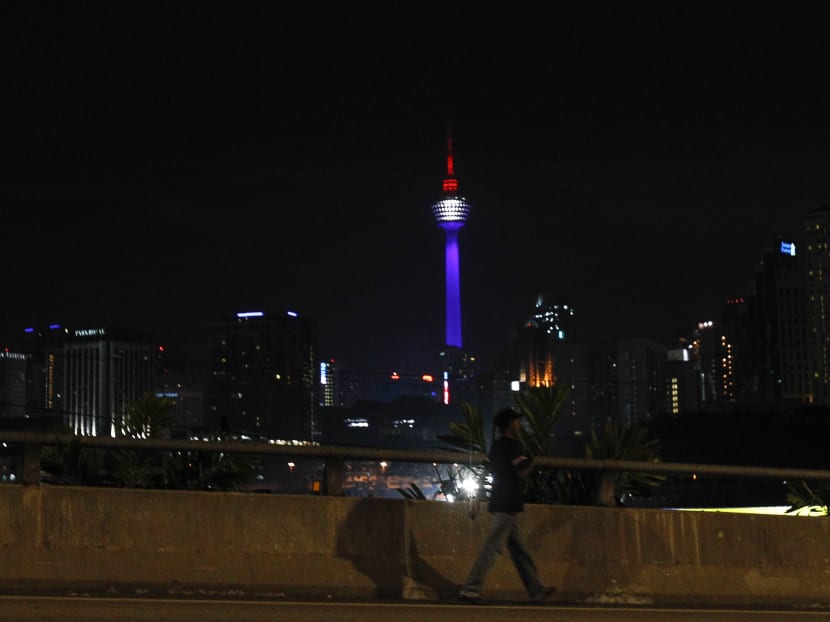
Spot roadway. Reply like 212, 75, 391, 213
3, 596, 830, 622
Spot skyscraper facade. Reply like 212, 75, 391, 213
510, 294, 576, 390
205, 310, 318, 441
319, 358, 341, 407
153, 345, 207, 435
616, 337, 668, 428
720, 297, 752, 402
553, 337, 669, 455
803, 206, 830, 404
24, 325, 154, 436
0, 350, 28, 420
749, 238, 809, 402
527, 293, 575, 341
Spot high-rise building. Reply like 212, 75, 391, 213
22, 325, 154, 436
0, 350, 28, 420
205, 310, 318, 441
616, 337, 668, 428
508, 294, 576, 390
750, 238, 809, 402
319, 358, 341, 407
554, 337, 669, 454
803, 206, 830, 403
720, 297, 752, 402
665, 345, 700, 414
527, 293, 575, 341
676, 320, 723, 403
711, 228, 822, 408
552, 341, 618, 455
154, 345, 207, 435
512, 324, 555, 389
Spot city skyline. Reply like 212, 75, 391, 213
5, 5, 830, 374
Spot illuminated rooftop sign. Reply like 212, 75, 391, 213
780, 241, 796, 256
237, 311, 264, 318
74, 328, 106, 337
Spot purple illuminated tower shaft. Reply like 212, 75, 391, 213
442, 223, 463, 347
431, 125, 471, 349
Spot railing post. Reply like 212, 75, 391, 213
22, 439, 42, 486
323, 456, 344, 496
596, 462, 618, 507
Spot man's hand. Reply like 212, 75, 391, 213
514, 455, 534, 478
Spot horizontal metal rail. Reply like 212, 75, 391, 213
3, 431, 830, 493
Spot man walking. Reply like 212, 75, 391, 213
458, 407, 556, 604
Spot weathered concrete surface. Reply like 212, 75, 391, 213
1, 485, 829, 609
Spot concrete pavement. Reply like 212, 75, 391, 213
3, 596, 830, 622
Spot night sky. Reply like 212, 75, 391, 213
5, 4, 830, 374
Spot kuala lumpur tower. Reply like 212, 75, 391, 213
431, 123, 471, 351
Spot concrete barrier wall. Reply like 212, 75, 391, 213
2, 484, 830, 607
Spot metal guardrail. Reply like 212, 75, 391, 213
3, 430, 830, 495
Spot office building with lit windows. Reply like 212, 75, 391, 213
0, 350, 28, 420
719, 297, 751, 401
154, 345, 207, 434
616, 337, 668, 428
552, 338, 668, 455
747, 239, 809, 402
803, 206, 830, 404
205, 310, 318, 441
319, 358, 341, 407
21, 325, 154, 436
510, 293, 576, 390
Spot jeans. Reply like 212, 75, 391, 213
460, 512, 544, 597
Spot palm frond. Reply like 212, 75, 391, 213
786, 480, 830, 515
397, 482, 428, 500
586, 420, 666, 502
512, 384, 571, 456
436, 402, 488, 454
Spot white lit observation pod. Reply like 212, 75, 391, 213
432, 196, 471, 224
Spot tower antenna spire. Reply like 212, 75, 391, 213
446, 121, 454, 177
442, 121, 458, 193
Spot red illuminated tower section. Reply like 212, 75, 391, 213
431, 125, 471, 350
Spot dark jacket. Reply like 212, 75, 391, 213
487, 435, 530, 514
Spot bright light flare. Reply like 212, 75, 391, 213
461, 476, 479, 497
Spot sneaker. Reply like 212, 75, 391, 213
529, 586, 557, 603
458, 590, 484, 604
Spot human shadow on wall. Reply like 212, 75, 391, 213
335, 497, 456, 600
335, 497, 404, 598
403, 527, 458, 600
